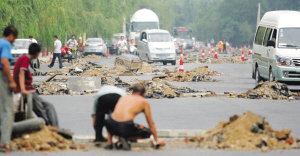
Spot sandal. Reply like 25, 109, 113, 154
0, 144, 11, 153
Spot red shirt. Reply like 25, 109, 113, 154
13, 55, 36, 93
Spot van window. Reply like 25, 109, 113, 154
255, 26, 266, 45
263, 28, 273, 46
140, 32, 147, 41
278, 28, 300, 48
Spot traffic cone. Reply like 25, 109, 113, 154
202, 49, 205, 58
212, 45, 214, 54
248, 44, 250, 49
192, 45, 195, 51
241, 50, 245, 62
107, 48, 110, 58
43, 48, 47, 57
214, 51, 218, 59
208, 48, 211, 56
179, 57, 184, 72
248, 46, 251, 56
50, 52, 53, 62
229, 44, 232, 52
236, 46, 238, 50
244, 44, 246, 49
180, 46, 183, 59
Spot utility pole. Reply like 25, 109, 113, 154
123, 0, 126, 35
256, 3, 261, 29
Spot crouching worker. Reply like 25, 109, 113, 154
92, 85, 127, 143
105, 84, 165, 150
13, 43, 59, 127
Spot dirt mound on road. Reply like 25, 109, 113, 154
190, 111, 299, 151
237, 81, 299, 100
84, 54, 104, 59
11, 126, 86, 152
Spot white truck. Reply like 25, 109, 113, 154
129, 9, 160, 42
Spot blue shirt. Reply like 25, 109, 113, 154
0, 38, 12, 68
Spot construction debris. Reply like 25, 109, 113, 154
237, 81, 299, 100
52, 78, 68, 82
84, 54, 104, 59
189, 111, 300, 151
33, 82, 69, 95
127, 79, 206, 99
11, 126, 86, 152
101, 76, 130, 87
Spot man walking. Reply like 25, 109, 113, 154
0, 26, 18, 153
48, 35, 63, 69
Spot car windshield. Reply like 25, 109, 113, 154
148, 33, 171, 42
131, 22, 158, 32
86, 39, 102, 43
278, 28, 300, 48
12, 40, 31, 49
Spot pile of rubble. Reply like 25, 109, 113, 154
127, 79, 201, 99
81, 65, 129, 77
101, 77, 130, 87
211, 56, 250, 64
84, 54, 104, 59
189, 111, 300, 151
181, 54, 250, 64
11, 126, 86, 152
33, 82, 70, 95
137, 62, 155, 73
236, 81, 299, 100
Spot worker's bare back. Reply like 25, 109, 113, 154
111, 94, 148, 122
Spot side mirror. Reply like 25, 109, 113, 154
267, 40, 275, 48
142, 39, 147, 42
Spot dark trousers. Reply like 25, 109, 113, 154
49, 53, 63, 68
95, 94, 121, 141
32, 93, 59, 127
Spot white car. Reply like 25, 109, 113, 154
137, 29, 176, 65
11, 39, 40, 68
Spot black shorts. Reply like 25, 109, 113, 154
105, 117, 151, 139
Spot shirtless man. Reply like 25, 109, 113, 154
105, 84, 165, 150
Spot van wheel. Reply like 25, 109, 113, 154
163, 62, 167, 65
269, 68, 274, 82
255, 67, 262, 83
171, 60, 176, 65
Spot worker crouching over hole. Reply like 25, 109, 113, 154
105, 84, 166, 150
92, 85, 127, 143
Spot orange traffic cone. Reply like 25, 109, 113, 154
244, 44, 246, 49
50, 52, 53, 62
241, 50, 245, 62
212, 45, 214, 54
229, 44, 232, 52
179, 57, 184, 72
43, 48, 47, 57
208, 48, 211, 56
180, 46, 183, 59
248, 44, 250, 49
107, 48, 110, 58
202, 49, 205, 58
236, 46, 238, 50
248, 46, 251, 56
214, 51, 218, 59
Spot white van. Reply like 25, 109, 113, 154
137, 29, 176, 65
252, 11, 300, 82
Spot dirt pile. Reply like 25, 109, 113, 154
81, 68, 103, 77
84, 54, 104, 59
182, 54, 250, 64
127, 79, 201, 99
11, 126, 85, 152
101, 77, 130, 87
80, 65, 128, 77
137, 62, 154, 73
211, 56, 250, 64
236, 81, 299, 100
190, 111, 299, 151
34, 82, 70, 95
161, 66, 223, 82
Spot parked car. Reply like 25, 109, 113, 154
83, 38, 107, 56
137, 29, 176, 65
252, 10, 300, 83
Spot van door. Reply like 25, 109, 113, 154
267, 29, 277, 78
260, 27, 273, 78
254, 26, 267, 78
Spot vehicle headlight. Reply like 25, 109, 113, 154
170, 45, 175, 51
150, 53, 156, 57
149, 45, 155, 51
276, 56, 294, 66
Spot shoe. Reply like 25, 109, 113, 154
48, 65, 52, 68
119, 137, 131, 150
104, 144, 113, 150
59, 66, 64, 69
0, 144, 15, 153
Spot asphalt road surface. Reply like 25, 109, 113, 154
9, 54, 300, 155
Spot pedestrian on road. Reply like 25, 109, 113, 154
29, 35, 37, 44
13, 43, 59, 127
105, 84, 165, 150
92, 85, 127, 143
48, 35, 63, 69
65, 35, 77, 52
0, 26, 18, 153
223, 39, 227, 53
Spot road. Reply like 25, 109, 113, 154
9, 54, 300, 155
